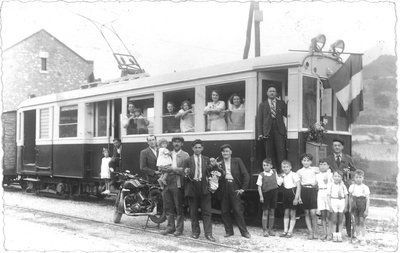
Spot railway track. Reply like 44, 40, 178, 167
5, 204, 250, 252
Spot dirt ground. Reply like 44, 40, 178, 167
1, 188, 398, 252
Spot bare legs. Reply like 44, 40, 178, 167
304, 209, 317, 239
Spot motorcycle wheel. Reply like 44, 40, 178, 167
113, 208, 122, 223
149, 188, 167, 224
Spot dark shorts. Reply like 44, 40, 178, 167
262, 188, 278, 210
282, 187, 297, 210
301, 186, 318, 210
351, 196, 367, 217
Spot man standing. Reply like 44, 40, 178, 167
183, 139, 215, 242
140, 135, 159, 184
219, 144, 251, 239
326, 138, 356, 237
109, 138, 122, 172
161, 136, 189, 237
257, 84, 287, 173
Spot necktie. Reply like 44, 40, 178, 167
336, 154, 341, 167
271, 100, 276, 118
195, 155, 201, 180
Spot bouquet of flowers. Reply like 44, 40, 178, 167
306, 119, 327, 144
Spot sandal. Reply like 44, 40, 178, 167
286, 233, 293, 238
280, 232, 288, 237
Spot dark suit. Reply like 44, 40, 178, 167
220, 157, 250, 236
183, 155, 212, 236
139, 147, 158, 184
109, 146, 122, 172
163, 150, 190, 234
327, 152, 356, 237
257, 99, 287, 172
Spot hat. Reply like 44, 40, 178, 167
220, 144, 232, 152
332, 138, 345, 145
171, 136, 184, 143
191, 139, 203, 147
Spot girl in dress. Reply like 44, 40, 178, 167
227, 93, 245, 130
175, 100, 195, 132
156, 138, 172, 188
100, 148, 112, 195
204, 90, 227, 131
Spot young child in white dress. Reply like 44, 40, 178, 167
100, 148, 112, 195
157, 138, 172, 188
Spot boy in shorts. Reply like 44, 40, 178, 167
316, 158, 333, 240
297, 153, 319, 239
349, 169, 370, 245
257, 158, 282, 237
279, 160, 300, 238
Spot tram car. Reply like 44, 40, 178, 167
16, 50, 352, 219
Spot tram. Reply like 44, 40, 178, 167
16, 49, 352, 219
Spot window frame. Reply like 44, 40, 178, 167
93, 101, 109, 137
59, 105, 78, 138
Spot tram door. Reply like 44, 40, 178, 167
22, 110, 37, 172
111, 99, 121, 140
256, 72, 287, 170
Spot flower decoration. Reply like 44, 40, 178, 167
306, 119, 328, 144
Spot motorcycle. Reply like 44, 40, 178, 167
113, 171, 166, 225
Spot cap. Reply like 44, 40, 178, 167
191, 139, 203, 147
332, 138, 345, 145
171, 136, 184, 143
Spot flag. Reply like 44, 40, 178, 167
328, 54, 363, 123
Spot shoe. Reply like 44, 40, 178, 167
242, 233, 251, 239
337, 233, 342, 242
285, 233, 293, 238
205, 235, 216, 242
280, 232, 288, 237
161, 229, 175, 235
307, 233, 313, 240
173, 231, 183, 237
320, 235, 327, 241
263, 230, 269, 237
268, 230, 276, 236
191, 234, 199, 239
101, 190, 110, 195
224, 233, 234, 237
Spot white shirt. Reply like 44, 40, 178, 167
297, 166, 319, 186
224, 159, 234, 180
328, 182, 348, 198
256, 170, 283, 186
316, 169, 333, 189
171, 150, 181, 168
282, 171, 300, 189
150, 147, 157, 157
349, 183, 370, 197
194, 154, 202, 179
268, 98, 277, 108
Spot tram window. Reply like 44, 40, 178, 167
336, 101, 350, 131
320, 87, 333, 131
163, 89, 195, 133
39, 108, 49, 139
204, 81, 245, 131
59, 105, 78, 138
94, 101, 107, 137
302, 76, 317, 128
125, 97, 154, 135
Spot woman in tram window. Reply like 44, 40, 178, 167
204, 90, 227, 131
164, 101, 181, 133
133, 107, 149, 134
175, 100, 195, 132
227, 93, 245, 130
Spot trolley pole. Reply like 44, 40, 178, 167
254, 2, 262, 57
243, 2, 254, 59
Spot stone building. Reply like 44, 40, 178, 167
2, 29, 95, 181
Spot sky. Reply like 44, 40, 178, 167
1, 0, 396, 81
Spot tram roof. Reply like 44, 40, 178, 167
18, 52, 309, 109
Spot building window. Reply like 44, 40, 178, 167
41, 58, 47, 71
163, 89, 195, 133
39, 108, 49, 139
59, 105, 78, 138
205, 81, 245, 131
124, 96, 154, 135
94, 101, 108, 137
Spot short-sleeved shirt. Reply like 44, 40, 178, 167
256, 170, 281, 186
349, 183, 370, 197
328, 183, 348, 198
316, 169, 333, 189
282, 171, 299, 189
297, 166, 319, 186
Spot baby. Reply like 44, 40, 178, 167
156, 138, 172, 188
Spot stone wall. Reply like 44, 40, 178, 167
2, 111, 17, 175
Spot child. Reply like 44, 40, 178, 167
316, 158, 333, 240
349, 169, 370, 245
279, 160, 300, 238
206, 158, 224, 193
156, 138, 172, 188
297, 153, 319, 239
257, 158, 281, 237
100, 148, 112, 195
328, 171, 348, 242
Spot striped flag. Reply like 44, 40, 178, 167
328, 54, 363, 123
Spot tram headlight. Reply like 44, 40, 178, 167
329, 40, 345, 57
309, 34, 326, 53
